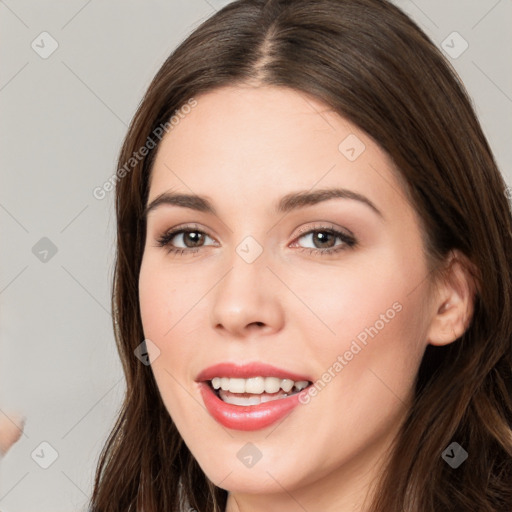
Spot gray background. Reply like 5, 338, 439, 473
0, 0, 510, 510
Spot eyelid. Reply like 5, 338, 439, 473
156, 222, 352, 241
289, 222, 357, 252
156, 222, 218, 246
155, 221, 357, 254
293, 222, 355, 240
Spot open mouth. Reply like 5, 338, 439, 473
207, 376, 312, 406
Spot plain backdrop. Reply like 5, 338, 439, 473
0, 0, 511, 510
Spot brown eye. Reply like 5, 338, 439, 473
309, 231, 337, 249
157, 226, 216, 253
295, 228, 356, 253
178, 231, 206, 248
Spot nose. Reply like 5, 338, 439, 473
209, 248, 285, 339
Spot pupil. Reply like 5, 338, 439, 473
314, 231, 334, 248
182, 231, 335, 249
185, 231, 203, 247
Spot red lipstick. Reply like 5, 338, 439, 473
196, 362, 312, 431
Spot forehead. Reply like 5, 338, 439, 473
147, 85, 410, 223
152, 85, 361, 172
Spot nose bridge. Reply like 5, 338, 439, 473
210, 235, 283, 335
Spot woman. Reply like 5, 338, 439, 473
89, 0, 512, 510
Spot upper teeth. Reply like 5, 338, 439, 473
210, 377, 309, 394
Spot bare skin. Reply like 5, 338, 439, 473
0, 412, 24, 458
139, 85, 474, 511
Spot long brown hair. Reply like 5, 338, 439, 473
89, 0, 512, 510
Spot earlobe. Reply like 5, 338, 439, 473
426, 251, 477, 347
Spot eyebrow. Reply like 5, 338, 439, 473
143, 187, 383, 219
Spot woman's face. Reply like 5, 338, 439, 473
139, 85, 435, 505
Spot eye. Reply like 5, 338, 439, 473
291, 224, 357, 255
155, 223, 357, 256
156, 223, 217, 255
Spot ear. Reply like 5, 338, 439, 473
426, 250, 478, 347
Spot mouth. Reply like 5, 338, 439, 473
207, 376, 311, 406
196, 363, 314, 431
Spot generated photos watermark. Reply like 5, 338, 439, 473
299, 301, 403, 404
93, 98, 197, 200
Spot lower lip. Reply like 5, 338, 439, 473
199, 382, 306, 431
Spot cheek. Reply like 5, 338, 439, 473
139, 257, 194, 339
301, 244, 429, 410
138, 257, 203, 398
294, 286, 429, 475
138, 266, 199, 430
139, 259, 164, 329
296, 245, 426, 351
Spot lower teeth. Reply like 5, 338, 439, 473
217, 388, 297, 406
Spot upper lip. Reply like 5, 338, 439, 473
195, 362, 313, 383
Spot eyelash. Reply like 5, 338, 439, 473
155, 223, 357, 257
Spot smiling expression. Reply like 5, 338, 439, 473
138, 84, 436, 502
